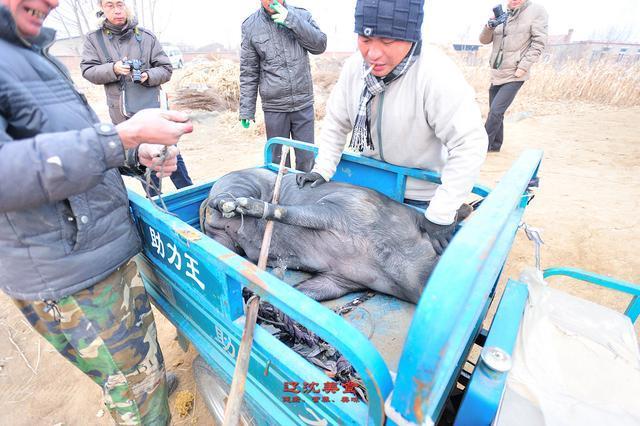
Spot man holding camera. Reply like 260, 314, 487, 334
81, 0, 193, 193
480, 0, 548, 152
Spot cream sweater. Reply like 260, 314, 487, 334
312, 45, 488, 225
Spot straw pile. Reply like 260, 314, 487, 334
172, 58, 240, 111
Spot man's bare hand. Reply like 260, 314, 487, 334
138, 144, 179, 177
114, 58, 131, 76
116, 109, 193, 150
514, 68, 527, 78
140, 72, 149, 84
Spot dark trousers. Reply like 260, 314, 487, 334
264, 105, 315, 172
485, 81, 524, 151
147, 153, 193, 197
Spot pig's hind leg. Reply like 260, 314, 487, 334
294, 274, 365, 301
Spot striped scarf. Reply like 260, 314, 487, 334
349, 41, 421, 152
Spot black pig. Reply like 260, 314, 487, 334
202, 168, 449, 304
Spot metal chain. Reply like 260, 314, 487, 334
333, 292, 376, 316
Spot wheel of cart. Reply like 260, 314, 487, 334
192, 355, 257, 425
128, 139, 549, 425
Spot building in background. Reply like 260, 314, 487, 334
547, 29, 640, 63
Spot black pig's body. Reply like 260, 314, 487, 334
202, 168, 439, 303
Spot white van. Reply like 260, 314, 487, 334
163, 45, 184, 69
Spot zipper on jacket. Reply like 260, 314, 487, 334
377, 92, 385, 162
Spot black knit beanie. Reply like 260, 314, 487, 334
354, 0, 425, 42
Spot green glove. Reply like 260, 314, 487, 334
240, 119, 251, 129
271, 0, 289, 27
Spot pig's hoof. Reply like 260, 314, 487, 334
236, 197, 267, 218
217, 199, 237, 218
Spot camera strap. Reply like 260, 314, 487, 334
493, 20, 508, 69
95, 29, 113, 63
95, 30, 125, 91
95, 27, 145, 66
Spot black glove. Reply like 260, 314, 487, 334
420, 217, 456, 255
296, 172, 326, 189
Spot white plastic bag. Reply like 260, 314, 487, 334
496, 268, 640, 426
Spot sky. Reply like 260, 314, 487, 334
49, 0, 640, 50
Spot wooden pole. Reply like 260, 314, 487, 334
223, 146, 290, 426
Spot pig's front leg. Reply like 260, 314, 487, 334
234, 197, 339, 231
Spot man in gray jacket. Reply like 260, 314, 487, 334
240, 0, 327, 171
81, 0, 192, 194
480, 0, 548, 152
0, 0, 193, 423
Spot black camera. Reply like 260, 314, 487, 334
123, 59, 145, 84
488, 4, 508, 28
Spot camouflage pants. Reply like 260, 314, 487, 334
13, 261, 170, 425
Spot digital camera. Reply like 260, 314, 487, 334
123, 59, 145, 84
488, 5, 508, 28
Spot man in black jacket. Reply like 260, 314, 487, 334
0, 0, 192, 423
240, 0, 327, 171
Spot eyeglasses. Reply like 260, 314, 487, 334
103, 2, 126, 11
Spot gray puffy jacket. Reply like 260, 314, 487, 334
240, 6, 327, 119
0, 7, 141, 301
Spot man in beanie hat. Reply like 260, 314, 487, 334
480, 0, 548, 152
296, 0, 488, 255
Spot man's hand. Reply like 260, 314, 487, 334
419, 217, 456, 255
138, 144, 179, 177
140, 72, 149, 84
271, 0, 289, 26
240, 119, 251, 129
117, 109, 193, 150
296, 172, 326, 189
114, 58, 131, 76
514, 68, 527, 78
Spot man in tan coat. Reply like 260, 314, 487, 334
480, 0, 548, 152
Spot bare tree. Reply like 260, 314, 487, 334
47, 0, 96, 39
48, 0, 169, 39
589, 25, 634, 43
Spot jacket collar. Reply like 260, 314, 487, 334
260, 6, 273, 20
509, 0, 531, 17
0, 5, 56, 49
101, 16, 139, 38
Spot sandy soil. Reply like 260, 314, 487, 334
0, 68, 638, 425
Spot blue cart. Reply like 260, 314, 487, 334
127, 140, 640, 425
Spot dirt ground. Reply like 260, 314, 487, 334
0, 67, 638, 425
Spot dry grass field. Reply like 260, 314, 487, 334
0, 49, 638, 425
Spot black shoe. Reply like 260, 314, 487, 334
488, 146, 501, 152
166, 372, 179, 396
